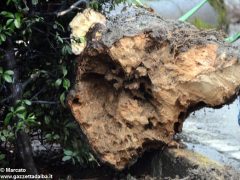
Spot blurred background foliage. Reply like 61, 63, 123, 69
208, 0, 227, 29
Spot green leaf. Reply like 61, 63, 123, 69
76, 36, 86, 44
45, 133, 52, 140
72, 151, 77, 157
16, 112, 27, 120
3, 74, 13, 83
14, 14, 21, 29
90, 1, 99, 10
0, 67, 3, 74
44, 116, 51, 125
24, 100, 32, 105
27, 113, 36, 121
64, 150, 73, 156
0, 34, 6, 42
0, 154, 5, 161
0, 136, 6, 142
62, 66, 67, 77
61, 45, 72, 55
4, 31, 12, 36
10, 107, 14, 112
0, 11, 14, 18
16, 121, 24, 132
60, 92, 65, 107
54, 21, 65, 31
32, 0, 38, 5
55, 78, 62, 87
15, 106, 26, 113
6, 19, 14, 26
56, 34, 63, 44
2, 130, 8, 136
53, 134, 60, 140
66, 122, 76, 129
63, 78, 70, 90
134, 0, 144, 6
14, 19, 21, 28
5, 70, 14, 75
4, 113, 13, 126
62, 155, 72, 161
15, 12, 21, 19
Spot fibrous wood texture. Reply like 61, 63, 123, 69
67, 7, 240, 170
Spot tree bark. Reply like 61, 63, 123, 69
67, 7, 240, 170
5, 39, 38, 175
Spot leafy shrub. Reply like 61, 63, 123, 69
0, 0, 126, 173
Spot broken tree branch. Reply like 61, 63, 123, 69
57, 0, 89, 17
67, 7, 240, 170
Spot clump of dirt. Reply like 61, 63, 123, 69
68, 7, 240, 170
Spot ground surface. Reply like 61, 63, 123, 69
182, 99, 240, 170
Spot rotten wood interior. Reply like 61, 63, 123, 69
67, 7, 240, 170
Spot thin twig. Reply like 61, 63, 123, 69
57, 0, 89, 17
22, 72, 40, 90
30, 88, 46, 100
31, 100, 59, 105
0, 94, 15, 104
0, 73, 40, 104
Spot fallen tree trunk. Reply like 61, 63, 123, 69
67, 7, 240, 170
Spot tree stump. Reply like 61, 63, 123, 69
67, 7, 240, 170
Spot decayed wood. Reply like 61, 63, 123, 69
67, 7, 240, 170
